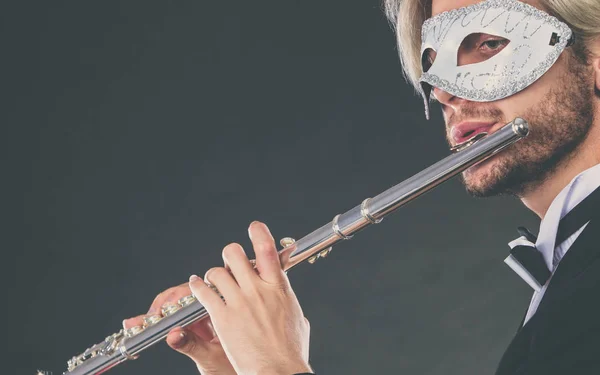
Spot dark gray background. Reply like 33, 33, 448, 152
5, 1, 539, 374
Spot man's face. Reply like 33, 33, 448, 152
429, 0, 594, 197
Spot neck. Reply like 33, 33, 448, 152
521, 120, 600, 219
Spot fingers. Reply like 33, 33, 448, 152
125, 283, 218, 341
248, 221, 286, 285
189, 317, 218, 342
166, 327, 228, 367
204, 267, 239, 299
222, 242, 257, 286
166, 327, 210, 354
123, 315, 145, 330
189, 275, 226, 315
147, 282, 192, 316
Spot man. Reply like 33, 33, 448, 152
124, 0, 600, 373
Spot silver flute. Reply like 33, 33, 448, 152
49, 118, 529, 375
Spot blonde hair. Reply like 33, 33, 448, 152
383, 0, 600, 91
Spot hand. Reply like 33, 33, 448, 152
189, 221, 312, 375
123, 283, 236, 375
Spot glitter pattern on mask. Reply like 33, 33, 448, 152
418, 0, 572, 117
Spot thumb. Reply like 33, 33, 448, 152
166, 328, 233, 374
166, 328, 212, 359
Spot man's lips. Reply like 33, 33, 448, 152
450, 121, 498, 145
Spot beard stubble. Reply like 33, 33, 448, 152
459, 56, 595, 198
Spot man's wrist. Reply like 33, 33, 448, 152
259, 361, 313, 375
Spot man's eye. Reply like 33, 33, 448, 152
480, 39, 509, 51
457, 33, 510, 66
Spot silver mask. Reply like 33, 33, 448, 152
419, 0, 572, 119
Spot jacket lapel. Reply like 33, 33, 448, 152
496, 203, 600, 375
537, 211, 600, 312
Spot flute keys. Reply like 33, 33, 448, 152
307, 246, 332, 264
143, 314, 162, 328
105, 330, 124, 342
280, 237, 296, 248
161, 303, 181, 317
280, 237, 331, 265
124, 325, 144, 338
178, 295, 197, 307
68, 356, 77, 371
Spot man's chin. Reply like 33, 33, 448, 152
460, 155, 510, 197
463, 155, 497, 179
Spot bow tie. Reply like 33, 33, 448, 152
505, 237, 550, 292
504, 185, 600, 291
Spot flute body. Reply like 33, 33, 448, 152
56, 118, 529, 375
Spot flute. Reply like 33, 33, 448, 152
47, 118, 529, 375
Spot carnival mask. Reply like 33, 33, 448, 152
419, 0, 572, 119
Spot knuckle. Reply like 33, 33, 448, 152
154, 286, 176, 302
159, 284, 190, 302
304, 317, 310, 329
265, 272, 291, 290
151, 291, 165, 306
162, 285, 177, 296
150, 288, 175, 313
171, 283, 192, 299
182, 337, 197, 355
242, 279, 261, 296
255, 240, 275, 253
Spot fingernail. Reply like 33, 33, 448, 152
248, 221, 257, 239
122, 319, 127, 328
189, 274, 200, 283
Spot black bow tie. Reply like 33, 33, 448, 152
505, 242, 550, 291
506, 185, 600, 291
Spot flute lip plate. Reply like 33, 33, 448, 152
449, 132, 488, 153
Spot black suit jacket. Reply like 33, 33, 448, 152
299, 201, 600, 375
496, 205, 600, 374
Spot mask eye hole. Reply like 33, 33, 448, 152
421, 48, 437, 72
457, 33, 510, 66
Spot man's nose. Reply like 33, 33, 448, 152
432, 85, 471, 113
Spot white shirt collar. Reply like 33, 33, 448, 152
507, 163, 600, 267
535, 163, 600, 270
